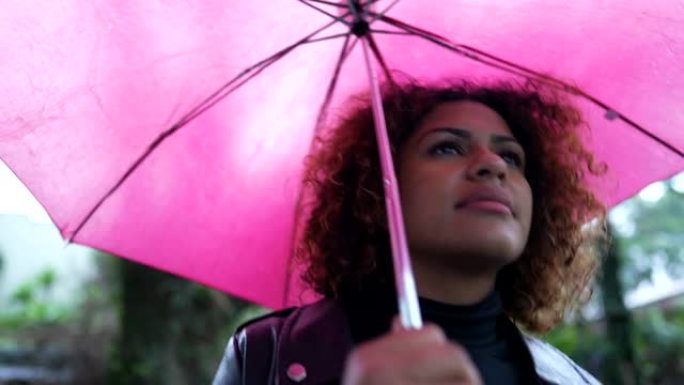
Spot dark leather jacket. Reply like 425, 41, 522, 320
212, 299, 600, 385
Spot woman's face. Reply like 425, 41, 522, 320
398, 101, 533, 272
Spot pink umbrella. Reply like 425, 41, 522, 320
1, 1, 682, 318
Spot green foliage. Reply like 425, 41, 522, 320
634, 307, 684, 382
0, 267, 73, 329
549, 179, 684, 384
550, 306, 684, 384
617, 184, 684, 286
107, 258, 263, 385
600, 224, 643, 384
545, 319, 607, 367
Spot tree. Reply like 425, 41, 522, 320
107, 257, 263, 385
618, 182, 684, 287
599, 224, 642, 385
546, 175, 684, 384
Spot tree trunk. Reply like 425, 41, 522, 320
599, 224, 643, 385
108, 258, 247, 385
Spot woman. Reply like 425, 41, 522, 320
213, 80, 606, 384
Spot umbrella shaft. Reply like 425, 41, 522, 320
360, 37, 423, 329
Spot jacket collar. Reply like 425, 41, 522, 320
522, 334, 601, 385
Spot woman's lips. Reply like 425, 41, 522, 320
458, 199, 513, 215
455, 188, 514, 216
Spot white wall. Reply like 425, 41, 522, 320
0, 160, 97, 309
0, 217, 96, 309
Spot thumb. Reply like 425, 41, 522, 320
391, 315, 405, 332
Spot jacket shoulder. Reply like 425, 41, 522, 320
213, 299, 352, 385
523, 335, 602, 385
212, 307, 297, 385
235, 306, 298, 334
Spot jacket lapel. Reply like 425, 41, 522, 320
276, 299, 353, 384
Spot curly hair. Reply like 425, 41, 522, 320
296, 79, 607, 333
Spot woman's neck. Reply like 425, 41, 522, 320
411, 257, 498, 305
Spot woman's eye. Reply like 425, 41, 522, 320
428, 141, 465, 156
500, 151, 524, 168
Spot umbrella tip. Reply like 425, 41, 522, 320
60, 236, 73, 250
61, 227, 76, 244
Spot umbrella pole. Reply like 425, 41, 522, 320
360, 37, 423, 329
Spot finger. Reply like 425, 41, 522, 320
403, 343, 482, 384
416, 381, 481, 385
344, 337, 482, 385
344, 347, 480, 385
391, 315, 403, 332
417, 381, 482, 385
379, 323, 448, 352
347, 325, 450, 374
390, 315, 426, 333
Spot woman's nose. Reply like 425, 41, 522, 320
466, 148, 507, 181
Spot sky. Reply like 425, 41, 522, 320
0, 161, 52, 224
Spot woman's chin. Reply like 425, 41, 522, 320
408, 223, 528, 270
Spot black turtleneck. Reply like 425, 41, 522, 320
341, 286, 539, 384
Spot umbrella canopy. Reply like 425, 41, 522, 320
1, 0, 682, 308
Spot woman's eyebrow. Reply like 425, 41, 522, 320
419, 127, 471, 141
491, 134, 520, 145
418, 127, 520, 146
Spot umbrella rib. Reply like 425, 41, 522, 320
346, 1, 364, 21
574, 95, 684, 157
376, 15, 574, 90
372, 15, 684, 158
354, 0, 402, 84
367, 0, 401, 24
68, 51, 287, 240
298, 0, 351, 26
367, 29, 411, 35
66, 20, 348, 242
305, 0, 388, 13
313, 33, 357, 131
304, 32, 353, 44
298, 0, 387, 20
306, 0, 348, 7
304, 0, 388, 24
285, 32, 357, 305
176, 32, 350, 129
370, 26, 538, 80
176, 32, 347, 128
364, 32, 394, 84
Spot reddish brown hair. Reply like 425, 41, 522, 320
297, 80, 606, 332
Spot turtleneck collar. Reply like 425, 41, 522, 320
341, 283, 506, 346
419, 290, 506, 350
341, 283, 537, 384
